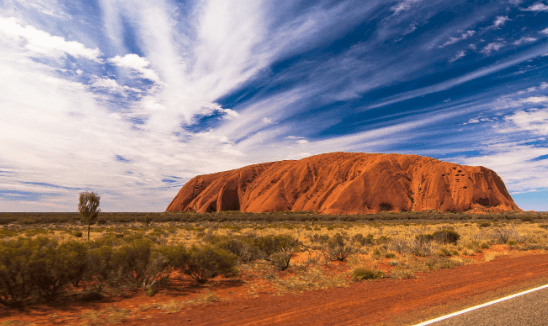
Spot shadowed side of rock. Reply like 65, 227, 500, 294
166, 152, 520, 214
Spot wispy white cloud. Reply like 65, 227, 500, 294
499, 108, 548, 135
0, 17, 101, 61
541, 27, 548, 35
90, 76, 141, 94
520, 96, 548, 104
440, 30, 475, 47
449, 50, 466, 62
14, 0, 69, 19
368, 44, 548, 110
492, 15, 510, 28
108, 54, 160, 83
457, 142, 548, 194
200, 102, 240, 120
391, 0, 423, 15
521, 2, 548, 11
514, 36, 537, 45
517, 86, 538, 94
480, 42, 505, 55
451, 102, 548, 195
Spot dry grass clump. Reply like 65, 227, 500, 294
425, 256, 466, 270
137, 290, 221, 314
272, 267, 351, 293
352, 267, 384, 281
484, 250, 509, 262
80, 306, 130, 325
388, 265, 417, 280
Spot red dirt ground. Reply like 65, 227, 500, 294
2, 249, 548, 325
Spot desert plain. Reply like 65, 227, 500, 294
1, 209, 548, 325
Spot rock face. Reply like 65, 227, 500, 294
166, 152, 520, 214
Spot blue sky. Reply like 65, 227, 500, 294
1, 0, 548, 212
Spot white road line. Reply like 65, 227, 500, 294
413, 284, 548, 326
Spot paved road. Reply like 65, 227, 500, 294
427, 286, 548, 326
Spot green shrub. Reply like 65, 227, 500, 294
326, 233, 354, 261
29, 238, 87, 301
363, 234, 376, 246
351, 233, 376, 246
184, 245, 237, 283
492, 228, 517, 244
0, 238, 36, 307
437, 247, 453, 257
426, 257, 464, 270
0, 237, 89, 306
90, 233, 126, 249
376, 235, 391, 244
415, 234, 434, 246
271, 251, 293, 271
254, 235, 296, 257
432, 230, 460, 245
84, 245, 119, 289
18, 218, 36, 225
158, 243, 189, 269
352, 267, 383, 281
310, 234, 330, 244
139, 250, 171, 293
351, 233, 364, 244
86, 238, 171, 294
113, 238, 170, 291
144, 214, 154, 227
213, 237, 261, 264
521, 216, 534, 222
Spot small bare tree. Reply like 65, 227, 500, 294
78, 192, 101, 240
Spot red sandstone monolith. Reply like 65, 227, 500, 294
166, 152, 520, 214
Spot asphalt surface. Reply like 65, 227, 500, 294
427, 286, 548, 326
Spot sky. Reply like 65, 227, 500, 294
1, 0, 548, 212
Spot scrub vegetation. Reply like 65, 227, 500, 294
0, 211, 547, 323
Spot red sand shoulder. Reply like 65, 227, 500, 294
3, 250, 547, 326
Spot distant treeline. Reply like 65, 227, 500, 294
0, 211, 547, 225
